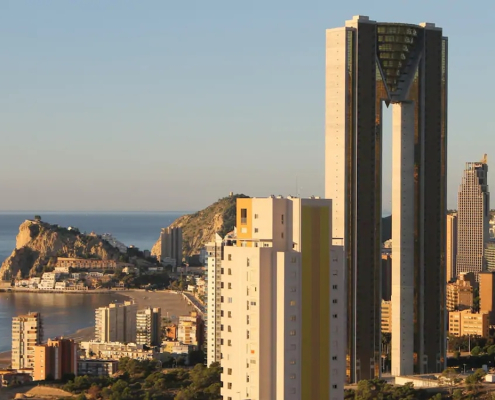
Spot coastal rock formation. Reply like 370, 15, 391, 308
151, 194, 249, 259
0, 219, 122, 280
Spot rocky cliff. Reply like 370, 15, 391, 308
0, 219, 122, 280
151, 194, 249, 259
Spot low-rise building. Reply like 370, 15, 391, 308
0, 370, 32, 387
446, 272, 475, 311
79, 341, 158, 361
162, 342, 192, 356
77, 359, 118, 377
56, 258, 133, 271
164, 325, 178, 341
381, 300, 392, 333
449, 310, 490, 337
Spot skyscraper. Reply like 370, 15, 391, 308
446, 213, 458, 282
95, 301, 137, 343
220, 197, 345, 400
12, 312, 43, 370
136, 307, 161, 347
159, 227, 183, 267
456, 157, 490, 280
326, 16, 447, 379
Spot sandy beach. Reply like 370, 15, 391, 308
0, 289, 194, 368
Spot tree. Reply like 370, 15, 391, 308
465, 368, 486, 393
453, 389, 464, 400
487, 344, 495, 355
441, 368, 462, 394
471, 345, 481, 356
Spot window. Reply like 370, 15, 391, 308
228, 325, 232, 332
290, 315, 296, 321
221, 268, 224, 274
332, 356, 337, 360
332, 299, 338, 304
281, 214, 284, 224
228, 311, 232, 318
228, 255, 232, 261
332, 284, 338, 289
290, 286, 296, 292
290, 374, 296, 380
221, 325, 224, 331
247, 330, 250, 339
247, 315, 250, 324
221, 282, 224, 288
250, 301, 257, 306
247, 301, 250, 310
290, 359, 296, 365
332, 385, 338, 389
228, 283, 232, 289
247, 374, 250, 382
290, 300, 296, 306
254, 228, 259, 233
221, 296, 224, 303
289, 330, 296, 336
228, 297, 233, 303
221, 310, 224, 317
220, 339, 224, 345
281, 232, 284, 239
227, 368, 232, 375
332, 314, 338, 318
241, 208, 247, 224
228, 340, 232, 346
228, 268, 232, 275
228, 382, 232, 389
247, 258, 250, 267
254, 213, 258, 219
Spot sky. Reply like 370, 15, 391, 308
1, 1, 494, 212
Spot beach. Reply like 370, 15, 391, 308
0, 289, 195, 368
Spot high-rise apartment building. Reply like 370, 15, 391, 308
178, 312, 203, 347
479, 271, 495, 325
326, 15, 447, 379
12, 312, 43, 370
381, 300, 392, 334
456, 157, 490, 280
446, 272, 475, 312
136, 307, 161, 347
159, 227, 183, 267
205, 233, 224, 367
485, 242, 495, 272
220, 197, 345, 400
33, 338, 77, 381
95, 301, 137, 343
446, 213, 458, 282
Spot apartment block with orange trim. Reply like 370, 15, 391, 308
33, 338, 77, 381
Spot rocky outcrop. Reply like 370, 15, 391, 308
151, 194, 249, 259
0, 219, 122, 280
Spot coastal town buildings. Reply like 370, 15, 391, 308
33, 338, 77, 381
12, 312, 43, 370
79, 341, 159, 361
326, 16, 448, 378
178, 312, 203, 347
446, 272, 475, 311
220, 196, 345, 400
95, 301, 137, 343
56, 257, 133, 270
136, 307, 161, 347
456, 157, 490, 281
77, 359, 118, 377
448, 310, 489, 337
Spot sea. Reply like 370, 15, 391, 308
0, 211, 187, 352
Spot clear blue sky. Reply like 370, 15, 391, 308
1, 1, 493, 212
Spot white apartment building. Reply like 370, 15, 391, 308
220, 197, 345, 400
79, 341, 158, 361
12, 312, 43, 370
206, 233, 224, 367
95, 301, 137, 343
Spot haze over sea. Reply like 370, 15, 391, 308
0, 211, 186, 352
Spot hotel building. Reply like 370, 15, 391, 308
220, 196, 345, 400
326, 15, 447, 378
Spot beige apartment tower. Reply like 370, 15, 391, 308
136, 307, 161, 347
95, 301, 137, 343
159, 227, 183, 266
446, 213, 458, 282
326, 16, 447, 379
456, 157, 490, 280
220, 197, 345, 400
12, 312, 43, 370
480, 271, 495, 325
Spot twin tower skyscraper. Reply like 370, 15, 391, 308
326, 16, 447, 381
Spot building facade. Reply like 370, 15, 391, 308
480, 271, 495, 325
381, 300, 392, 334
446, 272, 475, 312
178, 312, 203, 347
77, 359, 118, 377
220, 197, 345, 400
456, 157, 490, 280
206, 233, 224, 367
79, 341, 158, 361
486, 241, 495, 272
446, 213, 458, 282
12, 312, 43, 370
33, 338, 77, 381
326, 15, 448, 379
448, 310, 489, 337
95, 301, 136, 343
159, 227, 183, 266
136, 307, 161, 347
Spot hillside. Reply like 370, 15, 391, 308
0, 218, 122, 280
151, 194, 249, 259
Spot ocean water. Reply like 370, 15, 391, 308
0, 211, 186, 263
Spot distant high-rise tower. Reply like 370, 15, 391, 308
326, 15, 447, 379
136, 307, 161, 347
456, 156, 490, 280
95, 301, 137, 343
159, 227, 183, 267
446, 213, 458, 282
12, 312, 43, 370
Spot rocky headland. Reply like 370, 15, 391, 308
0, 218, 122, 280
